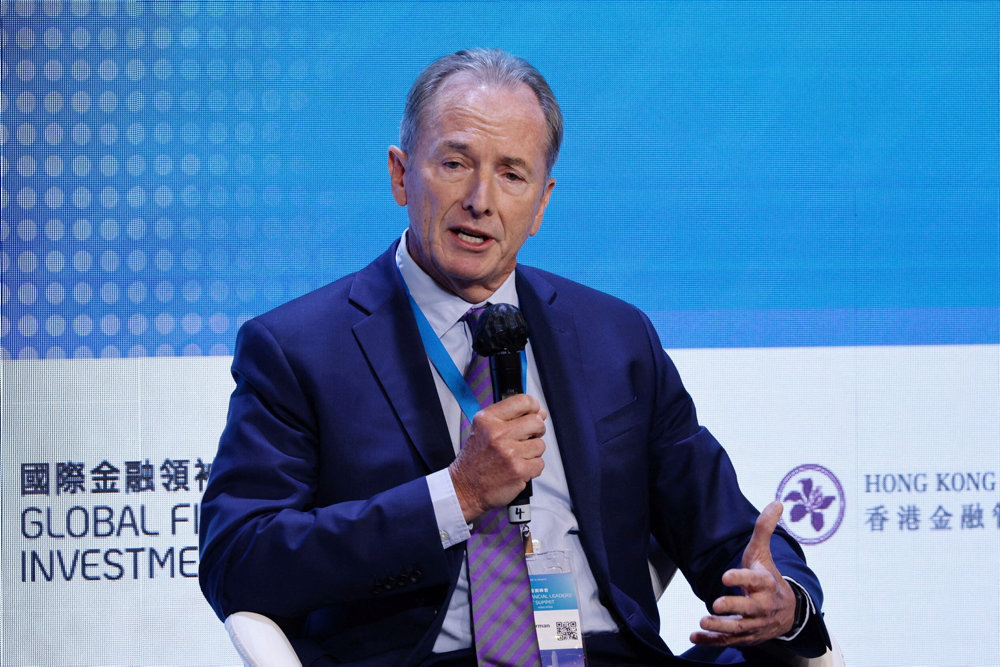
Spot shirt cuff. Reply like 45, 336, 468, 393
426, 468, 472, 549
777, 577, 815, 642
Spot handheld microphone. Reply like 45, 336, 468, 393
471, 303, 532, 524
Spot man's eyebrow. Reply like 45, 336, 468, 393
500, 155, 529, 170
443, 140, 469, 153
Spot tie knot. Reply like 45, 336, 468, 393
462, 305, 489, 331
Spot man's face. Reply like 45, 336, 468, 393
389, 72, 555, 303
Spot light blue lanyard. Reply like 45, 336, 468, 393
398, 267, 527, 424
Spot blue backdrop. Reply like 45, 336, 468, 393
2, 0, 997, 357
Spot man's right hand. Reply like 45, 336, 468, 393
448, 394, 546, 523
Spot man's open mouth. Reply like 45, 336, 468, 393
454, 229, 489, 245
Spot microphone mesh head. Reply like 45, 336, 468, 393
472, 303, 529, 356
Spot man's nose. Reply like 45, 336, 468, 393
462, 172, 495, 218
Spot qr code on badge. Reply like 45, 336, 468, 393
555, 620, 579, 641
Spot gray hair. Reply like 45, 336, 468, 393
399, 48, 563, 175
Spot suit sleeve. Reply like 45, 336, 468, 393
638, 311, 830, 654
198, 318, 454, 622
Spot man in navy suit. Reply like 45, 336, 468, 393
199, 49, 829, 665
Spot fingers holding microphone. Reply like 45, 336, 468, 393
450, 394, 546, 523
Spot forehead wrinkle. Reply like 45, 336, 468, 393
426, 78, 547, 175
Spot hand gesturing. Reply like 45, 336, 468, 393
690, 501, 797, 647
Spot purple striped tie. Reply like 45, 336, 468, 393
461, 307, 541, 667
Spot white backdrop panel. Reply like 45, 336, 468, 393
3, 344, 997, 665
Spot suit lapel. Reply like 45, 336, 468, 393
348, 253, 612, 581
349, 244, 456, 474
516, 269, 611, 586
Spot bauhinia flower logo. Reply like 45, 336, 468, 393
776, 464, 845, 545
783, 477, 835, 532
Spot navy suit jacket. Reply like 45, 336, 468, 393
199, 241, 826, 665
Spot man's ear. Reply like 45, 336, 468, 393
388, 146, 408, 206
529, 177, 556, 236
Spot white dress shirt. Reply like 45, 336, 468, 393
394, 232, 619, 653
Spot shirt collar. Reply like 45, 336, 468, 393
396, 230, 519, 338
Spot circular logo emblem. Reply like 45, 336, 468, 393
776, 464, 845, 545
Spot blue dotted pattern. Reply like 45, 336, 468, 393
3, 1, 997, 357
1, 0, 357, 359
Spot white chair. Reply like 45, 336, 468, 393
226, 556, 844, 667
225, 611, 302, 667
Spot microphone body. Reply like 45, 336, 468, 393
489, 350, 532, 523
471, 304, 532, 524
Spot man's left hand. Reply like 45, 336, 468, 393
690, 501, 796, 647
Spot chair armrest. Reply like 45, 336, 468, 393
811, 632, 846, 667
224, 611, 302, 667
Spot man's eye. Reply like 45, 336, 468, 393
504, 172, 524, 182
443, 161, 461, 169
